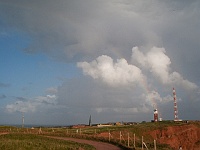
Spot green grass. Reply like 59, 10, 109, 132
42, 122, 185, 149
0, 133, 95, 150
0, 121, 196, 150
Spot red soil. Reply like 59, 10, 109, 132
148, 124, 200, 150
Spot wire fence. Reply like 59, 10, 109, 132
4, 127, 158, 150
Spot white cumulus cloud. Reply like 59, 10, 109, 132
132, 46, 198, 90
6, 95, 57, 113
77, 55, 144, 86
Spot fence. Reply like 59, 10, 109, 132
6, 127, 158, 150
43, 127, 157, 150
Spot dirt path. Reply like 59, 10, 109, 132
0, 133, 123, 149
46, 136, 123, 150
0, 132, 8, 135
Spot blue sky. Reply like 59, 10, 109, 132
0, 0, 200, 126
2, 36, 58, 95
0, 31, 79, 114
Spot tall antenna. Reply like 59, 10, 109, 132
173, 88, 179, 121
22, 112, 24, 128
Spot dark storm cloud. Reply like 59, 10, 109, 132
0, 0, 199, 62
0, 0, 110, 61
0, 0, 190, 61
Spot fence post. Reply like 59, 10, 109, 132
128, 133, 130, 147
142, 136, 144, 150
120, 131, 122, 143
134, 133, 136, 148
154, 139, 157, 150
109, 130, 111, 142
38, 127, 42, 134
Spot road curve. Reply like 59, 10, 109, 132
47, 136, 123, 150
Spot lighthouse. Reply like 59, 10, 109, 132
154, 109, 158, 122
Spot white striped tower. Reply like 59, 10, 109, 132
154, 109, 158, 122
173, 88, 179, 121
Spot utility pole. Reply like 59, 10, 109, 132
22, 112, 24, 128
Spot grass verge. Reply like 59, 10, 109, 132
0, 133, 95, 150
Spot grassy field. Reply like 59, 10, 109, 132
0, 133, 95, 150
0, 121, 198, 150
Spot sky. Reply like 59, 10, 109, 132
0, 0, 200, 126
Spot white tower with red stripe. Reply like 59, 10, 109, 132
154, 109, 158, 122
173, 88, 179, 121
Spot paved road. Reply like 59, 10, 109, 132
47, 136, 123, 150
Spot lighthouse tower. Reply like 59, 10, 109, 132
154, 109, 158, 122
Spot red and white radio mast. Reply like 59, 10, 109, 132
173, 87, 179, 121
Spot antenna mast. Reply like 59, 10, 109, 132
173, 88, 179, 121
22, 112, 24, 128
